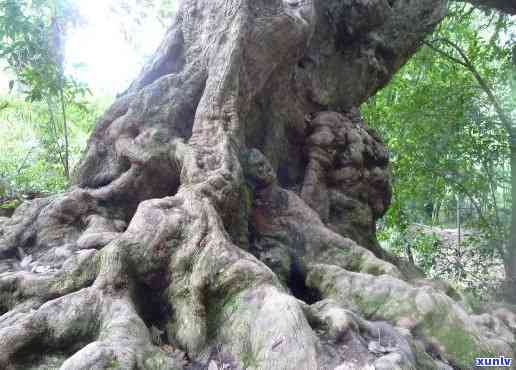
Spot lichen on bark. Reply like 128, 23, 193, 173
1, 0, 515, 369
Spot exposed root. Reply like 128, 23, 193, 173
0, 179, 323, 368
306, 263, 514, 368
112, 190, 319, 369
3, 143, 511, 369
0, 285, 184, 370
244, 148, 402, 286
0, 197, 52, 258
0, 249, 99, 312
0, 0, 499, 369
60, 293, 182, 370
0, 288, 102, 369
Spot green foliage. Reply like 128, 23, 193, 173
378, 226, 441, 274
0, 1, 176, 196
0, 0, 81, 99
0, 96, 109, 194
0, 198, 20, 209
364, 4, 515, 289
412, 233, 441, 272
0, 0, 92, 182
0, 0, 108, 193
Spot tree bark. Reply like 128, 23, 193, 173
1, 1, 515, 369
464, 0, 516, 14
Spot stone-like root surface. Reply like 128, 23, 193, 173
2, 0, 515, 369
2, 157, 516, 369
0, 186, 320, 369
0, 287, 182, 370
244, 148, 516, 369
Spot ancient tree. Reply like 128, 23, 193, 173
1, 1, 516, 369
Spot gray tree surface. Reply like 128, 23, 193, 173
1, 1, 516, 369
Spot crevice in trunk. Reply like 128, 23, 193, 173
0, 248, 17, 261
0, 299, 10, 316
133, 272, 173, 345
288, 261, 322, 305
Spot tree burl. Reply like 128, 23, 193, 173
1, 1, 515, 369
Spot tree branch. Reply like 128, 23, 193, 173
461, 0, 516, 15
422, 40, 468, 67
425, 38, 514, 135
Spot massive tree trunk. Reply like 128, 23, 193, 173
1, 1, 516, 369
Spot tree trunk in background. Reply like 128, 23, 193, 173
58, 83, 70, 180
1, 1, 515, 369
51, 13, 70, 181
504, 47, 516, 303
456, 194, 461, 248
506, 136, 516, 302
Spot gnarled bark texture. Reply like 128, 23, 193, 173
1, 0, 515, 369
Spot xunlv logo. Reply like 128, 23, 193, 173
476, 356, 512, 367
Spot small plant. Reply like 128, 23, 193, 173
107, 359, 122, 369
0, 199, 20, 209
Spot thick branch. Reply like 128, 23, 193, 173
463, 0, 516, 15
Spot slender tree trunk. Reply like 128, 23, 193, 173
504, 46, 516, 302
456, 193, 461, 247
432, 199, 441, 225
51, 11, 69, 180
406, 242, 415, 265
58, 82, 70, 180
506, 135, 516, 301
